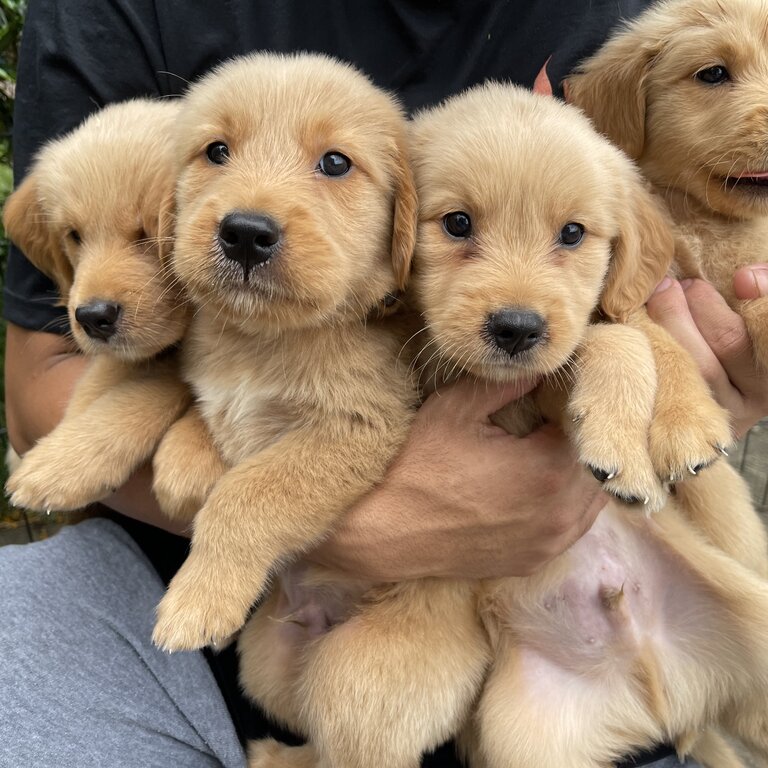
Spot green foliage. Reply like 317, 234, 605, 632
0, 0, 24, 535
0, 0, 24, 257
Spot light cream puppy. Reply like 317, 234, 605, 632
4, 100, 190, 512
150, 53, 419, 653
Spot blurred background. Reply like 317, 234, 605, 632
0, 1, 765, 547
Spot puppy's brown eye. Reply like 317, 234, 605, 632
318, 151, 351, 177
695, 65, 730, 85
206, 141, 230, 165
559, 222, 585, 248
68, 230, 82, 245
443, 211, 472, 238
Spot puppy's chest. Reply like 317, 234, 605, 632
184, 342, 306, 466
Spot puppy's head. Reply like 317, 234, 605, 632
410, 84, 674, 384
567, 0, 768, 220
3, 99, 188, 359
171, 53, 417, 333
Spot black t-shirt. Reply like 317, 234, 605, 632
6, 1, 675, 765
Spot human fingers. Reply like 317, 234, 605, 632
733, 264, 768, 300
421, 375, 540, 425
646, 278, 742, 412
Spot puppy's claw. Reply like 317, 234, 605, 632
589, 466, 618, 483
717, 445, 729, 457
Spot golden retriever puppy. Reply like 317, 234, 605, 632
567, 0, 768, 334
4, 100, 190, 512
150, 53, 419, 652
240, 84, 768, 768
415, 83, 768, 768
566, 0, 768, 476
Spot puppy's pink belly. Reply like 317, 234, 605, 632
503, 507, 698, 675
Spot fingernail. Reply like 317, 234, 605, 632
749, 267, 768, 297
653, 277, 674, 294
679, 278, 695, 291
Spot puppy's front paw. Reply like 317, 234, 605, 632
568, 325, 666, 513
247, 740, 318, 768
151, 408, 226, 523
648, 395, 733, 484
576, 432, 667, 513
152, 443, 225, 524
152, 553, 267, 652
7, 447, 111, 512
570, 406, 666, 514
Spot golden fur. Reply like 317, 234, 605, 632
240, 84, 768, 768
150, 53, 419, 652
4, 100, 190, 511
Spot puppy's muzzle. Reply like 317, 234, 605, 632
75, 300, 122, 341
486, 309, 546, 357
218, 211, 281, 276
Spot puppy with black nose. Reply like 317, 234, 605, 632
4, 99, 191, 512
151, 52, 419, 653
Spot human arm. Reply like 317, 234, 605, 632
313, 377, 607, 581
646, 266, 768, 439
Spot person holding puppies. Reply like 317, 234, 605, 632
2, 1, 768, 767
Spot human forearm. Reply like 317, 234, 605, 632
5, 324, 86, 453
5, 323, 186, 534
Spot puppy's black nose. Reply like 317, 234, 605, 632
75, 301, 122, 341
218, 212, 281, 271
487, 309, 546, 357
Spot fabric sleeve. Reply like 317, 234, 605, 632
4, 0, 172, 333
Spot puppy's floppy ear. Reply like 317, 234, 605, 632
143, 179, 176, 265
566, 16, 666, 159
390, 132, 418, 291
600, 180, 675, 322
2, 171, 74, 298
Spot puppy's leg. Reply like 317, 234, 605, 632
674, 460, 768, 577
627, 309, 733, 483
720, 704, 768, 768
152, 404, 226, 523
740, 296, 768, 371
153, 418, 410, 651
302, 580, 488, 768
686, 728, 749, 768
247, 739, 318, 768
475, 640, 650, 768
7, 356, 190, 511
560, 323, 666, 511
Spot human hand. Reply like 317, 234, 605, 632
311, 377, 606, 581
646, 267, 768, 439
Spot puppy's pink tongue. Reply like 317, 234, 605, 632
736, 171, 768, 179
